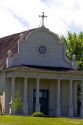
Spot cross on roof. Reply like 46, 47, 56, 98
39, 12, 47, 27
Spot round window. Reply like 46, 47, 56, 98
39, 46, 46, 54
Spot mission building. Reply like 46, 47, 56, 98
0, 13, 83, 117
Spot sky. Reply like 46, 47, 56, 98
0, 0, 83, 37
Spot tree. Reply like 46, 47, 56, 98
77, 58, 83, 70
61, 31, 83, 70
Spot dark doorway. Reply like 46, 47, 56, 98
78, 100, 81, 116
33, 89, 49, 115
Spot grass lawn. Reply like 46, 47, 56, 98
0, 115, 83, 125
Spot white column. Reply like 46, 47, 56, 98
74, 81, 78, 116
10, 77, 15, 114
12, 77, 15, 101
81, 80, 83, 117
56, 79, 61, 116
68, 80, 73, 116
35, 78, 40, 112
23, 77, 28, 115
4, 77, 9, 113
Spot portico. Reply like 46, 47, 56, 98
4, 68, 83, 117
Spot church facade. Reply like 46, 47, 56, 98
0, 25, 83, 117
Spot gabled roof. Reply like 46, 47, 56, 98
0, 29, 35, 69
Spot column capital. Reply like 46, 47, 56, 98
74, 80, 78, 84
57, 79, 61, 81
12, 77, 15, 81
12, 76, 15, 79
37, 78, 40, 80
24, 76, 28, 79
24, 77, 28, 83
70, 79, 73, 83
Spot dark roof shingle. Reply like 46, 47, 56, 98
0, 29, 35, 69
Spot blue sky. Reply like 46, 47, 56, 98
0, 0, 83, 37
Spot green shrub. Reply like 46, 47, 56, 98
32, 112, 44, 117
12, 92, 23, 114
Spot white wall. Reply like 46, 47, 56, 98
8, 27, 72, 69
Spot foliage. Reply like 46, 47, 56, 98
77, 58, 83, 70
66, 32, 83, 60
12, 92, 23, 114
60, 32, 83, 70
32, 112, 44, 117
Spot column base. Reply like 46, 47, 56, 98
23, 103, 28, 115
68, 106, 73, 117
35, 104, 40, 112
56, 105, 61, 116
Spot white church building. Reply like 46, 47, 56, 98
0, 13, 83, 117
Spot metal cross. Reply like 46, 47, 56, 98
39, 12, 47, 27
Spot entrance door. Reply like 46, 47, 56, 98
33, 89, 49, 115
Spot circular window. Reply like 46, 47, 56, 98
39, 46, 46, 54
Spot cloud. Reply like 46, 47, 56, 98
0, 0, 83, 37
0, 7, 28, 37
8, 9, 29, 28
